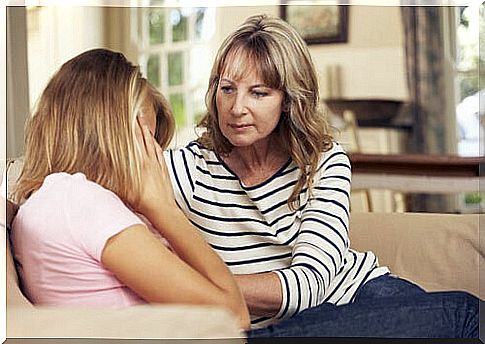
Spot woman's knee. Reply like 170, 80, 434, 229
354, 274, 426, 302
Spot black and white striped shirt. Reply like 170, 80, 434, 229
164, 141, 388, 328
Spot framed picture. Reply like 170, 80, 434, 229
280, 4, 349, 45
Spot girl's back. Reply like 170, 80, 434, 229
12, 172, 145, 307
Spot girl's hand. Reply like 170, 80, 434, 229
129, 113, 177, 219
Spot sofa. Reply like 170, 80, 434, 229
3, 159, 483, 340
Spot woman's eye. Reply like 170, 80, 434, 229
220, 86, 233, 94
253, 90, 268, 98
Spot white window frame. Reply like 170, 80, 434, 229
447, 5, 483, 212
132, 4, 216, 146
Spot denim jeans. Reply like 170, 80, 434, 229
247, 274, 480, 338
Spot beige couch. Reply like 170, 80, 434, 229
5, 212, 482, 340
3, 160, 483, 340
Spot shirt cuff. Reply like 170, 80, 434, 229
272, 269, 290, 320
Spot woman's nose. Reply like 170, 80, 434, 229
231, 93, 247, 116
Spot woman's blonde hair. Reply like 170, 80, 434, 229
197, 14, 333, 209
14, 48, 175, 204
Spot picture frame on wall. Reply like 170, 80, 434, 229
280, 4, 349, 45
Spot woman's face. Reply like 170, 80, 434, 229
216, 65, 284, 148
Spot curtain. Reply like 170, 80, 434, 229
401, 6, 448, 154
401, 6, 450, 212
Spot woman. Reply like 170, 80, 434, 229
10, 48, 250, 330
164, 14, 479, 337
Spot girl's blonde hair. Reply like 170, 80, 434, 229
197, 14, 333, 209
14, 48, 175, 204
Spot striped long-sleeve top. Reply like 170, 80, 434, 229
164, 141, 389, 328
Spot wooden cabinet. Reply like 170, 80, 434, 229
333, 127, 408, 212
336, 127, 408, 154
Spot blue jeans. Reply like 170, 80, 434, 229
247, 274, 480, 338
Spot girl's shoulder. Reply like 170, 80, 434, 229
38, 172, 125, 208
15, 172, 132, 237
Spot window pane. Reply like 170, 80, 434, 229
149, 9, 165, 45
457, 7, 478, 66
170, 8, 188, 42
169, 93, 186, 128
455, 5, 482, 158
190, 46, 212, 86
168, 51, 184, 86
195, 8, 206, 41
147, 55, 160, 88
194, 8, 215, 42
459, 73, 479, 100
192, 88, 207, 124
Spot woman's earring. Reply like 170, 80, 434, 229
282, 102, 291, 114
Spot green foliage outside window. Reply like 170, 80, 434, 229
193, 110, 206, 125
194, 8, 206, 40
460, 71, 479, 99
464, 192, 483, 205
168, 52, 183, 86
171, 9, 188, 42
457, 5, 480, 100
147, 55, 160, 88
170, 93, 186, 128
149, 9, 165, 45
480, 4, 485, 90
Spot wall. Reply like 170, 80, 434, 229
24, 5, 409, 122
1, 6, 5, 169
11, 5, 408, 159
6, 7, 30, 160
4, 6, 106, 160
27, 6, 106, 111
216, 5, 408, 101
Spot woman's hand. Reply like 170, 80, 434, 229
128, 114, 178, 219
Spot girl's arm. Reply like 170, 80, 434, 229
101, 115, 250, 330
102, 221, 250, 329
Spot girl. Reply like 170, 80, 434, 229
11, 48, 250, 330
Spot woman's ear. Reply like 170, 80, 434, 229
282, 94, 291, 113
282, 104, 291, 116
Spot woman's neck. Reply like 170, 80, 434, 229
223, 135, 289, 186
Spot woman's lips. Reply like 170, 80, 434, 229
229, 123, 253, 130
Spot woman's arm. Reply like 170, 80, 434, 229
103, 115, 249, 330
234, 149, 351, 320
234, 272, 282, 317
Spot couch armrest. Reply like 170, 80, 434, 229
7, 304, 245, 340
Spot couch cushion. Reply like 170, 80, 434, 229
5, 229, 34, 308
349, 212, 483, 298
5, 158, 23, 200
7, 305, 245, 339
3, 157, 34, 307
